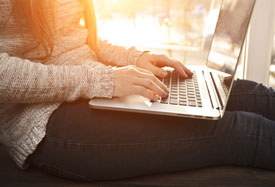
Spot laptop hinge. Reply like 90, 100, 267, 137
210, 72, 224, 110
202, 70, 220, 110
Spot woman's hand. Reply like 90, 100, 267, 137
136, 52, 193, 78
224, 76, 233, 87
113, 66, 169, 101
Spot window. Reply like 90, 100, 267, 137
94, 0, 275, 87
244, 0, 275, 87
94, 0, 221, 65
270, 22, 275, 88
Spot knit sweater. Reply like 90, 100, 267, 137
0, 0, 143, 169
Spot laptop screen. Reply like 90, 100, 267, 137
206, 0, 255, 76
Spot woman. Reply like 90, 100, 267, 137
0, 0, 275, 181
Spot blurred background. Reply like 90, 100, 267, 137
271, 23, 275, 87
93, 0, 275, 87
93, 0, 222, 65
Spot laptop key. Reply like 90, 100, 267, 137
179, 101, 187, 106
179, 95, 187, 99
161, 97, 169, 104
170, 98, 178, 105
188, 101, 197, 107
170, 95, 178, 99
198, 102, 203, 107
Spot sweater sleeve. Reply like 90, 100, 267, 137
97, 39, 144, 67
0, 53, 114, 103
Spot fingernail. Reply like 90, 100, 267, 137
162, 71, 168, 77
165, 87, 169, 94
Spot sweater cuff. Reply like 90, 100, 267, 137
86, 66, 115, 98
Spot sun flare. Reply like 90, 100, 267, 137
86, 0, 223, 63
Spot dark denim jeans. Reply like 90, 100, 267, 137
30, 80, 275, 181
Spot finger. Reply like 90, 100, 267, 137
131, 85, 159, 101
156, 55, 188, 78
179, 62, 193, 77
136, 71, 169, 94
134, 78, 168, 98
129, 66, 168, 93
170, 61, 188, 78
224, 76, 233, 86
147, 63, 168, 78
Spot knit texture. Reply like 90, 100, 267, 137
0, 0, 143, 169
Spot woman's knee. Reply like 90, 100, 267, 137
216, 111, 262, 137
232, 79, 274, 95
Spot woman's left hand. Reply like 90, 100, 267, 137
136, 52, 193, 79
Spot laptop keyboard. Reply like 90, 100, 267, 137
218, 75, 229, 97
160, 70, 202, 107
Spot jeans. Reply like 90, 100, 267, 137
29, 80, 275, 181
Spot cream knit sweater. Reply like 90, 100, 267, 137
0, 0, 143, 169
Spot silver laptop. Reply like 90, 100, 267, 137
89, 0, 256, 120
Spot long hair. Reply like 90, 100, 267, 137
13, 0, 98, 60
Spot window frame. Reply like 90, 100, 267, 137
243, 0, 275, 86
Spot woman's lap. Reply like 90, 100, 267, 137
227, 79, 275, 120
30, 80, 275, 181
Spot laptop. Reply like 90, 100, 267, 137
89, 0, 256, 120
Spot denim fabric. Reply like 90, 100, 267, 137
30, 80, 275, 181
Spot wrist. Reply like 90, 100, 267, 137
136, 51, 150, 67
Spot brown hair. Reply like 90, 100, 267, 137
13, 0, 98, 60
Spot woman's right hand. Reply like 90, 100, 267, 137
113, 66, 169, 102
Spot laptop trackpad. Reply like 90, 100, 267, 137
120, 95, 152, 107
89, 95, 153, 109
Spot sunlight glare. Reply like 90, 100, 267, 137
92, 0, 222, 62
